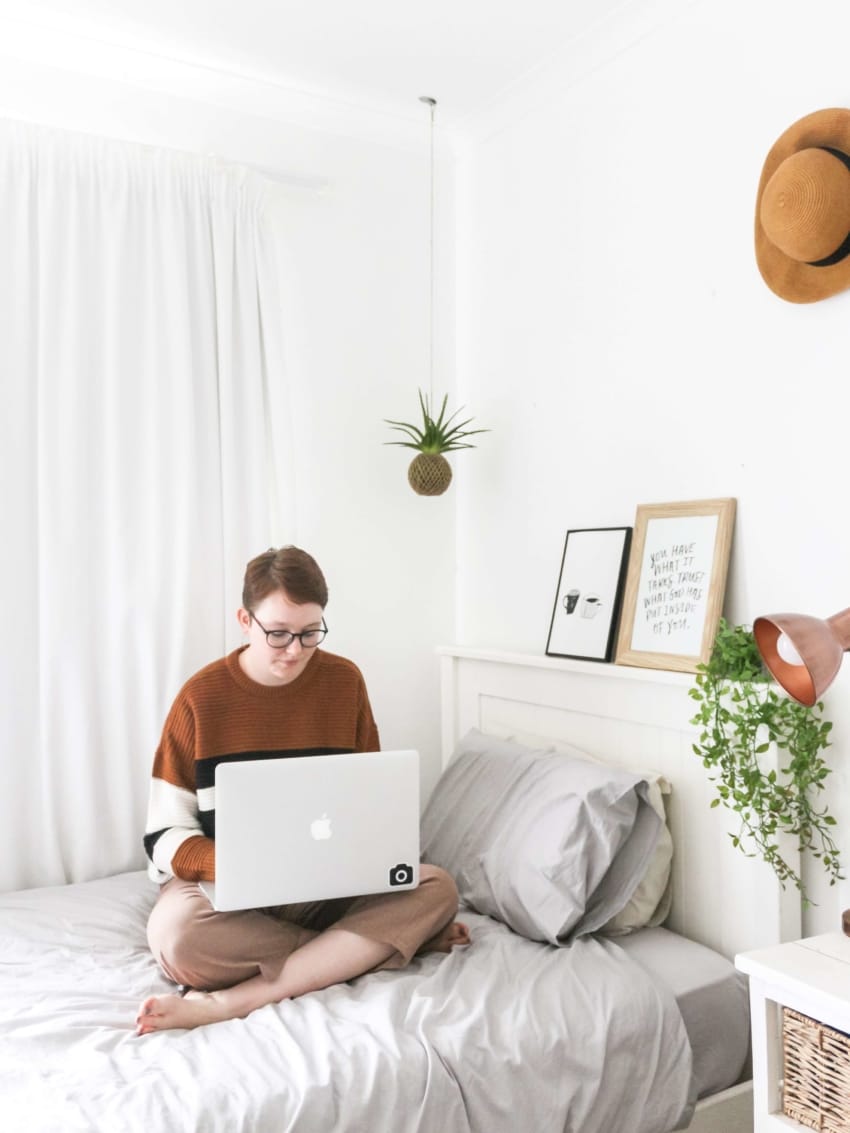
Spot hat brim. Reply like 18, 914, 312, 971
755, 108, 850, 303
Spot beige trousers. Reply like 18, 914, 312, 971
147, 864, 459, 991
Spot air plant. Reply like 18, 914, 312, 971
384, 390, 489, 496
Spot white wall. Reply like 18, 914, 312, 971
454, 0, 850, 934
6, 0, 850, 935
0, 37, 457, 804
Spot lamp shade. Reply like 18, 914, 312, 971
753, 607, 850, 706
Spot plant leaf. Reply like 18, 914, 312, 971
384, 389, 489, 454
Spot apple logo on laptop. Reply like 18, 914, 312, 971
310, 813, 332, 841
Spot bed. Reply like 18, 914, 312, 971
0, 647, 801, 1133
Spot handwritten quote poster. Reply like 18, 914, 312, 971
629, 514, 719, 656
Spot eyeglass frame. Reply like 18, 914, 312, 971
249, 612, 329, 650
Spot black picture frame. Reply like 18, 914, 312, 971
546, 526, 633, 662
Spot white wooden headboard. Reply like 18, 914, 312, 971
438, 646, 801, 962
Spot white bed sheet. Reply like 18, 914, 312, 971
0, 871, 695, 1133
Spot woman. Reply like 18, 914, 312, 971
137, 546, 468, 1034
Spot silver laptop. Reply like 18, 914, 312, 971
199, 750, 420, 911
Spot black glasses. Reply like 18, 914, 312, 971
250, 614, 328, 650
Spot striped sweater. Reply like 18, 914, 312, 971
143, 647, 380, 883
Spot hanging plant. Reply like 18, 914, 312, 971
688, 617, 842, 902
384, 390, 489, 496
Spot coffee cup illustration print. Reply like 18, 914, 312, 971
563, 588, 580, 615
546, 526, 632, 662
581, 594, 602, 619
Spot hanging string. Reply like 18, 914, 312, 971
419, 96, 436, 407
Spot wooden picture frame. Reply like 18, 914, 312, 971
614, 498, 736, 673
545, 526, 632, 662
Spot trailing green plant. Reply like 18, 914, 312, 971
689, 617, 842, 902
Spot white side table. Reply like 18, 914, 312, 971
736, 933, 850, 1132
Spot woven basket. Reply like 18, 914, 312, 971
783, 1007, 850, 1131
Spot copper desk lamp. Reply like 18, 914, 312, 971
753, 607, 850, 708
753, 607, 850, 934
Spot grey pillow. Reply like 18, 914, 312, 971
420, 728, 663, 945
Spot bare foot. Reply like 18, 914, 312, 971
418, 920, 471, 955
136, 990, 228, 1035
136, 922, 471, 1033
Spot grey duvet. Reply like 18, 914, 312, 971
0, 871, 694, 1133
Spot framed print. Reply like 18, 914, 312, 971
614, 498, 736, 673
546, 527, 632, 662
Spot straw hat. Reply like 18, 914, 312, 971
755, 108, 850, 303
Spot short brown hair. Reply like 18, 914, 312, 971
242, 546, 329, 610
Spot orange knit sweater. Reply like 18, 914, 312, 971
143, 647, 380, 883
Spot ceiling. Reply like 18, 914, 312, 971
9, 0, 624, 128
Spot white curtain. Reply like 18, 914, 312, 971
0, 119, 292, 891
